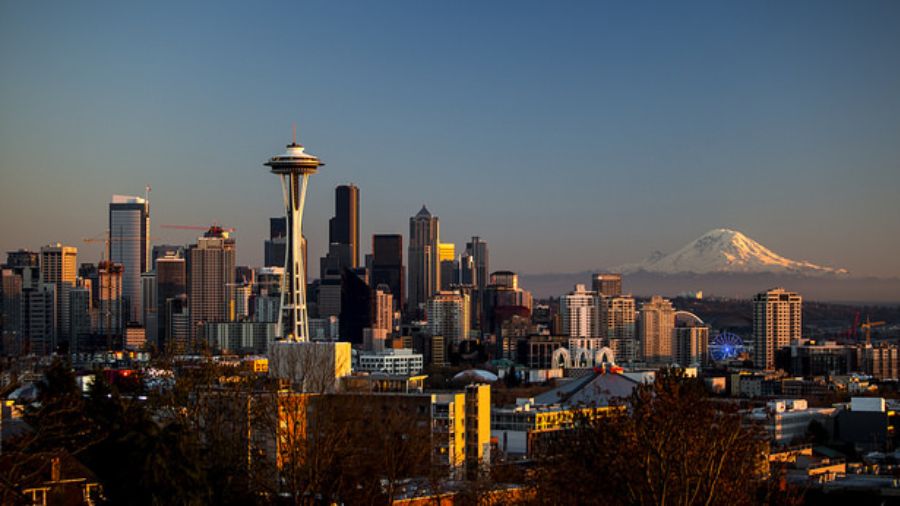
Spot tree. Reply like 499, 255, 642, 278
528, 369, 790, 506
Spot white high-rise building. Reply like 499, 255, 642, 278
753, 287, 802, 370
560, 284, 596, 339
426, 290, 469, 344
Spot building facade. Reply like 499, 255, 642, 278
108, 194, 149, 325
426, 290, 470, 344
189, 227, 236, 339
39, 244, 77, 346
639, 295, 676, 363
560, 284, 596, 339
591, 273, 622, 297
371, 234, 404, 312
753, 288, 802, 370
408, 206, 440, 316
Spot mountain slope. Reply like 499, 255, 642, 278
617, 229, 848, 276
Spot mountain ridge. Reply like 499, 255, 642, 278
615, 228, 848, 276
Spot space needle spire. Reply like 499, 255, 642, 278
265, 132, 324, 342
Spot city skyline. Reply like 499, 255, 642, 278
2, 1, 900, 278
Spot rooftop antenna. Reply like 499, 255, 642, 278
292, 123, 297, 145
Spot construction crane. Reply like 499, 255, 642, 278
83, 233, 160, 261
861, 317, 886, 346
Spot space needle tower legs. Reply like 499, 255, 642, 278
265, 136, 324, 342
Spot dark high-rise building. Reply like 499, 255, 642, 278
592, 273, 622, 297
408, 206, 439, 316
78, 263, 100, 306
1, 268, 24, 355
461, 237, 487, 331
329, 184, 360, 269
25, 283, 56, 355
264, 217, 287, 268
6, 250, 40, 290
109, 194, 150, 325
459, 252, 476, 286
339, 268, 371, 344
156, 254, 186, 350
97, 261, 124, 349
465, 237, 489, 291
371, 234, 404, 312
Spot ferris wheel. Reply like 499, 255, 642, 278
709, 332, 744, 361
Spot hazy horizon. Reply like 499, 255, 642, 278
2, 1, 899, 277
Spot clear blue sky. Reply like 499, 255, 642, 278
2, 1, 899, 277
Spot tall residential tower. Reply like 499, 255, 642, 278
752, 287, 802, 370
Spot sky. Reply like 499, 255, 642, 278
1, 1, 899, 278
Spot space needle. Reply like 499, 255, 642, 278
265, 132, 324, 342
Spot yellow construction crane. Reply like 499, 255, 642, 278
860, 317, 886, 346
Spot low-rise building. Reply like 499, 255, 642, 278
357, 348, 424, 376
747, 399, 836, 446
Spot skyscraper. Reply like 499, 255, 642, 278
264, 217, 287, 268
482, 271, 533, 358
339, 268, 371, 345
753, 287, 802, 370
438, 243, 457, 290
560, 284, 596, 339
639, 295, 676, 363
189, 226, 236, 340
371, 234, 404, 312
426, 290, 470, 344
463, 237, 488, 332
408, 206, 440, 316
464, 237, 489, 290
372, 284, 394, 334
264, 137, 324, 342
97, 261, 124, 349
591, 273, 622, 297
25, 283, 56, 355
68, 284, 91, 354
40, 244, 77, 346
598, 295, 637, 363
156, 253, 186, 351
6, 250, 40, 290
673, 313, 709, 367
141, 271, 157, 346
329, 184, 360, 269
109, 194, 149, 324
482, 271, 533, 335
1, 268, 24, 355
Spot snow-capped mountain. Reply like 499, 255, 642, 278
617, 229, 848, 276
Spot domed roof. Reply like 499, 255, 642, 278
452, 369, 498, 384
